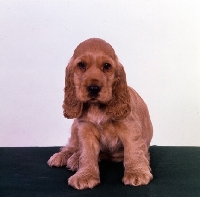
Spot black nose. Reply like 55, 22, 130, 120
87, 85, 101, 95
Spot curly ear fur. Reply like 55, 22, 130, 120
106, 63, 131, 120
62, 59, 83, 119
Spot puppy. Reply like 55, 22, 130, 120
48, 38, 153, 190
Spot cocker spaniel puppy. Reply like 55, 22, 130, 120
48, 38, 153, 190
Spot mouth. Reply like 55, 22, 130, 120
88, 96, 99, 103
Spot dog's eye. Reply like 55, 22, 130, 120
103, 63, 111, 72
77, 62, 86, 71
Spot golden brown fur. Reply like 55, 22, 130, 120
48, 38, 153, 189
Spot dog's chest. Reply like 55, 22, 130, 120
99, 123, 122, 153
86, 105, 122, 153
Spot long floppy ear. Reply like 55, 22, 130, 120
106, 63, 131, 120
62, 58, 83, 119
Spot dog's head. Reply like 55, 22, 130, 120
63, 38, 130, 119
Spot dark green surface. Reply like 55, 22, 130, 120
0, 146, 200, 197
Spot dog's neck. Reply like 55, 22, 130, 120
80, 103, 109, 125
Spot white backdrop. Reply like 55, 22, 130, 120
0, 0, 200, 147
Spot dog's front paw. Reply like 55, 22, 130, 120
68, 171, 100, 190
123, 170, 153, 186
47, 152, 68, 167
